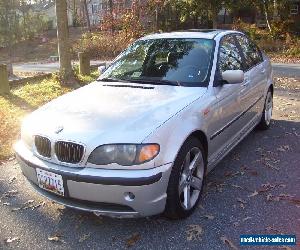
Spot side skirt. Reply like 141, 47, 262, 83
206, 114, 260, 174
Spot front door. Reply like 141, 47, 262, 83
209, 35, 245, 162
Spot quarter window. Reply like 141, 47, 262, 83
236, 35, 263, 70
219, 35, 243, 72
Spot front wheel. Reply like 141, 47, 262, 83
164, 137, 206, 219
257, 89, 273, 130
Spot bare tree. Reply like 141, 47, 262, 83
83, 0, 91, 31
55, 0, 74, 83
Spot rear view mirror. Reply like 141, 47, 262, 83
221, 70, 244, 84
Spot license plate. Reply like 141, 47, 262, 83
36, 168, 64, 196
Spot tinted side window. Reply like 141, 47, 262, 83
236, 35, 263, 70
219, 35, 243, 72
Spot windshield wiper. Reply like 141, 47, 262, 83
97, 78, 123, 82
126, 79, 181, 86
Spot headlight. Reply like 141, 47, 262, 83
88, 144, 160, 166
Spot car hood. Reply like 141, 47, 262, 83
23, 81, 207, 146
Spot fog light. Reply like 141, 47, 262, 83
124, 192, 135, 201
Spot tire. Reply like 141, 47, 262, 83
164, 137, 206, 219
257, 89, 273, 130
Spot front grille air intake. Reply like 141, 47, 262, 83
35, 135, 51, 158
55, 141, 84, 164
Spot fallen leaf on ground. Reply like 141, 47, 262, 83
288, 198, 300, 205
242, 216, 252, 222
279, 246, 292, 250
220, 236, 238, 250
224, 171, 240, 178
248, 190, 259, 198
237, 198, 247, 204
48, 234, 63, 243
248, 170, 258, 176
202, 214, 214, 220
186, 224, 203, 241
8, 177, 16, 184
266, 226, 281, 233
5, 237, 19, 243
278, 194, 294, 200
126, 233, 141, 248
264, 162, 279, 171
79, 233, 91, 243
1, 190, 18, 199
258, 183, 276, 193
277, 145, 290, 152
266, 194, 280, 202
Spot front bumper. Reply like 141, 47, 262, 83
14, 141, 173, 218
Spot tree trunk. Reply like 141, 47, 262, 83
83, 0, 91, 31
273, 0, 279, 21
263, 0, 272, 33
109, 0, 114, 33
55, 0, 73, 83
212, 11, 218, 29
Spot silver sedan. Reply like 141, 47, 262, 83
15, 29, 273, 219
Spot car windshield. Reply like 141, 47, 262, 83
99, 38, 215, 86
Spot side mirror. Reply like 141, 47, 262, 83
98, 65, 107, 75
221, 70, 244, 84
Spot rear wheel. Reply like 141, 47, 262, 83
257, 89, 273, 130
164, 137, 206, 219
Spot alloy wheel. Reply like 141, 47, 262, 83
178, 147, 204, 210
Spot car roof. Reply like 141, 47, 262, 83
140, 29, 242, 40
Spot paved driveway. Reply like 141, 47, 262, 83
0, 79, 299, 249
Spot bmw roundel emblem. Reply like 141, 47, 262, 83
54, 126, 64, 134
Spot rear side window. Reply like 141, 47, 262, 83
218, 35, 243, 73
235, 35, 263, 70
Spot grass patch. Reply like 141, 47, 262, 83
0, 70, 99, 161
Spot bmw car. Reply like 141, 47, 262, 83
15, 29, 273, 219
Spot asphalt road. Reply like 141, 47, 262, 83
13, 62, 300, 79
0, 75, 299, 249
13, 60, 108, 73
272, 63, 300, 79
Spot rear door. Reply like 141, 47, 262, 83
234, 34, 266, 127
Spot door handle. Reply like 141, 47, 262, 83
261, 69, 266, 74
242, 79, 250, 86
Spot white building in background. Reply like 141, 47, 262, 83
33, 0, 74, 29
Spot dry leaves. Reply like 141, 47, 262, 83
220, 236, 238, 250
1, 190, 18, 199
48, 234, 63, 243
242, 216, 252, 222
277, 145, 291, 152
186, 224, 203, 241
265, 226, 281, 233
78, 233, 91, 243
248, 190, 258, 198
237, 198, 247, 209
231, 184, 243, 189
8, 177, 16, 184
202, 214, 215, 220
125, 233, 140, 248
11, 200, 45, 211
5, 237, 19, 244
